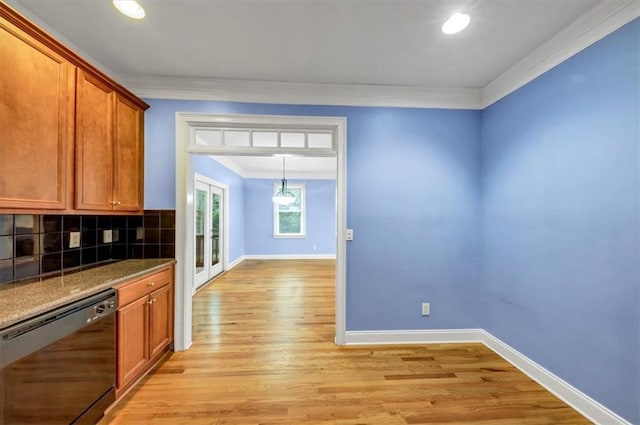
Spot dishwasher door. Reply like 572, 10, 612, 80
0, 290, 116, 425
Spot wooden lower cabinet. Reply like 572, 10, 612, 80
116, 296, 149, 388
149, 283, 173, 359
115, 265, 174, 394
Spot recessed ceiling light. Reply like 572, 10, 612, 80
113, 0, 146, 20
442, 13, 470, 35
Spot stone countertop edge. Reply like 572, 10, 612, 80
0, 259, 176, 330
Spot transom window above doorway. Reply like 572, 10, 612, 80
194, 128, 334, 152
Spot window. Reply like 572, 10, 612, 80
193, 127, 334, 152
274, 183, 305, 238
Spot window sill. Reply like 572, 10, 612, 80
274, 234, 307, 239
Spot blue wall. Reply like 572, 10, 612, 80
142, 19, 638, 422
193, 156, 246, 265
346, 108, 481, 330
144, 101, 482, 334
244, 179, 336, 255
480, 19, 639, 423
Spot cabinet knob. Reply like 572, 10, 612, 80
147, 300, 153, 305
116, 201, 121, 206
148, 282, 155, 287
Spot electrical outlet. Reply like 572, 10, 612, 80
103, 230, 112, 243
136, 227, 144, 241
312, 244, 317, 251
421, 302, 430, 316
69, 231, 81, 248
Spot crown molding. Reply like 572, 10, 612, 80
8, 0, 637, 110
121, 0, 639, 110
481, 0, 640, 108
117, 74, 483, 110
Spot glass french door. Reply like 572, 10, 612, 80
195, 180, 224, 289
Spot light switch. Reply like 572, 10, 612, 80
103, 230, 112, 243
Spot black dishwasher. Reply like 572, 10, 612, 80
0, 289, 117, 424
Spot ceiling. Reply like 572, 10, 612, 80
8, 0, 636, 108
9, 0, 635, 175
7, 0, 599, 87
211, 156, 336, 180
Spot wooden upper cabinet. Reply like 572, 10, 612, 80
0, 2, 149, 214
0, 16, 74, 210
75, 69, 115, 211
75, 73, 146, 213
113, 95, 144, 212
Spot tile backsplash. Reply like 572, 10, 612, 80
0, 210, 175, 284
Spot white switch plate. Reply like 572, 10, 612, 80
346, 228, 354, 241
69, 231, 81, 248
421, 302, 431, 316
136, 227, 144, 240
103, 230, 113, 243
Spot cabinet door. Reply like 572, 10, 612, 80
113, 95, 144, 212
117, 296, 150, 389
75, 69, 114, 211
149, 283, 173, 359
0, 18, 74, 210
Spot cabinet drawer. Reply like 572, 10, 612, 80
117, 267, 172, 307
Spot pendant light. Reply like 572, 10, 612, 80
272, 157, 296, 205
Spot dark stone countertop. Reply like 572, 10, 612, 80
0, 258, 176, 330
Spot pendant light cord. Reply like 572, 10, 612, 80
282, 156, 286, 180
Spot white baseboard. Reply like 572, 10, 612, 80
227, 255, 245, 270
344, 329, 482, 345
344, 328, 630, 425
478, 330, 631, 425
225, 254, 336, 268
244, 254, 336, 260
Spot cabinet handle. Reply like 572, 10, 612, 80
148, 282, 155, 287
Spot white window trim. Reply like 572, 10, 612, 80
273, 182, 306, 238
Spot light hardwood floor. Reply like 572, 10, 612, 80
103, 260, 590, 424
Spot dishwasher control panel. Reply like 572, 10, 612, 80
86, 299, 116, 323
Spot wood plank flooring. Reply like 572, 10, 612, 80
102, 260, 590, 424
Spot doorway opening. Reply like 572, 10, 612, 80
175, 113, 347, 351
194, 174, 227, 291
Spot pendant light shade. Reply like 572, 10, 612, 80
272, 157, 296, 205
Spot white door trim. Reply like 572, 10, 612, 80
175, 113, 347, 351
194, 173, 228, 290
